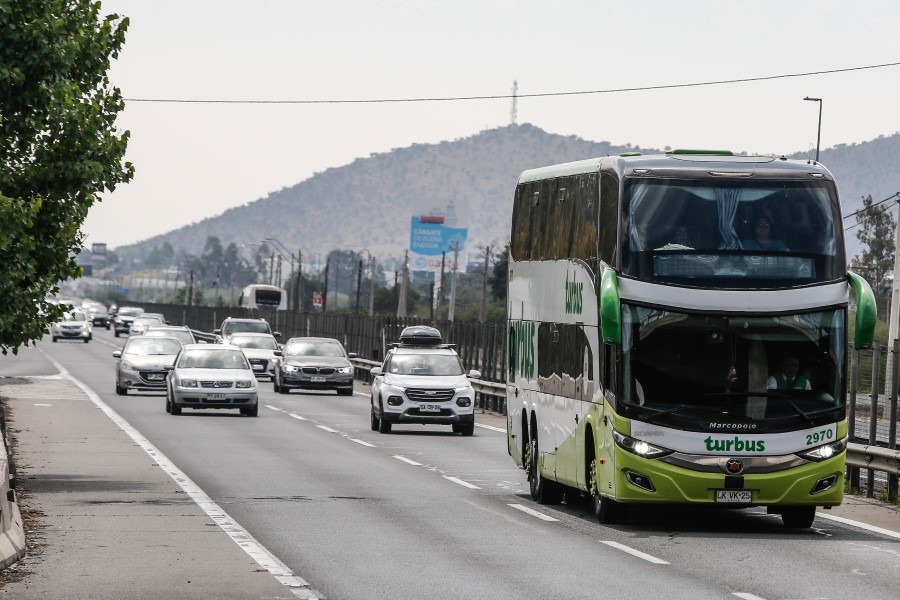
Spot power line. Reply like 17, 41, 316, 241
123, 61, 900, 105
844, 194, 900, 233
843, 192, 900, 221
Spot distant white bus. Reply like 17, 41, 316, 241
239, 284, 287, 310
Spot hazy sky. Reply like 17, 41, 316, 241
83, 0, 900, 250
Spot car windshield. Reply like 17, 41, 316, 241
125, 338, 182, 356
229, 335, 278, 350
118, 308, 144, 317
224, 321, 270, 335
284, 340, 345, 357
388, 354, 464, 376
64, 312, 87, 322
133, 317, 164, 327
178, 349, 250, 370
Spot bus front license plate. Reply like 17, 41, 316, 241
716, 490, 752, 503
419, 404, 441, 413
207, 393, 226, 401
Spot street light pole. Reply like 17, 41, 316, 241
803, 97, 822, 162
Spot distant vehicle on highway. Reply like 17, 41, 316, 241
129, 315, 166, 336
113, 336, 182, 395
83, 303, 111, 329
143, 325, 197, 346
50, 309, 93, 343
273, 337, 355, 396
166, 345, 259, 417
239, 284, 287, 310
226, 332, 280, 380
214, 317, 280, 344
113, 306, 145, 337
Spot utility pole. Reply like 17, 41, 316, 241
187, 269, 194, 306
368, 255, 376, 316
397, 250, 409, 318
510, 80, 518, 125
322, 261, 330, 313
355, 258, 363, 313
479, 245, 492, 322
296, 251, 303, 313
448, 242, 460, 321
436, 251, 446, 319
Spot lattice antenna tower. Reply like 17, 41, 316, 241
510, 80, 518, 125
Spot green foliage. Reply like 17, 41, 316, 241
850, 194, 896, 316
0, 1, 132, 352
490, 243, 509, 301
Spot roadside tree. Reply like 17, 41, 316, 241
0, 1, 132, 352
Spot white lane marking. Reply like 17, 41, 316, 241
508, 503, 558, 522
39, 349, 320, 599
350, 438, 375, 447
34, 403, 53, 407
393, 455, 422, 466
600, 540, 669, 565
288, 413, 307, 421
476, 423, 505, 432
816, 513, 900, 540
444, 476, 481, 490
265, 405, 283, 412
732, 594, 768, 600
316, 425, 338, 433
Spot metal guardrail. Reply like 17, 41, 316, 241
846, 443, 900, 477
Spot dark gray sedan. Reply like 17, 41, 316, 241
273, 337, 356, 396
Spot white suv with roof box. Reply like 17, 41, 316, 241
369, 326, 480, 435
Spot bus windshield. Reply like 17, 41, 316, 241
619, 304, 845, 433
621, 179, 844, 287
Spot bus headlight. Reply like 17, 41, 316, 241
612, 429, 672, 459
796, 438, 847, 462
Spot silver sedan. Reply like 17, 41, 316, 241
166, 345, 259, 417
113, 336, 182, 395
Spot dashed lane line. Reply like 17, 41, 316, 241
508, 503, 558, 522
444, 476, 481, 490
393, 455, 423, 466
600, 540, 669, 564
350, 438, 375, 447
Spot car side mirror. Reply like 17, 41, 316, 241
213, 328, 221, 334
370, 366, 383, 376
273, 331, 282, 338
348, 352, 358, 359
274, 350, 282, 356
467, 370, 481, 379
112, 351, 122, 358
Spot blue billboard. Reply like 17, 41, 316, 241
409, 216, 468, 272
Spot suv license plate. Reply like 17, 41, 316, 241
419, 403, 441, 413
716, 490, 752, 503
207, 393, 226, 400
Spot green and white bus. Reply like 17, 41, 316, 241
506, 150, 876, 528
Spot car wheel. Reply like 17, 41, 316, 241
115, 381, 127, 396
378, 408, 392, 434
370, 403, 379, 431
338, 387, 353, 396
242, 404, 259, 417
114, 331, 119, 338
273, 377, 280, 393
171, 401, 182, 416
278, 382, 289, 394
459, 421, 475, 436
165, 392, 171, 414
106, 324, 111, 330
52, 336, 58, 342
84, 337, 90, 343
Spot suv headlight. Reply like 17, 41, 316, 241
612, 429, 672, 459
796, 438, 847, 462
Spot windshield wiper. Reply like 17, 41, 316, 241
626, 403, 726, 424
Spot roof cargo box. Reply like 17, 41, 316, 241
399, 325, 443, 346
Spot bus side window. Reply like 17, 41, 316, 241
599, 171, 618, 265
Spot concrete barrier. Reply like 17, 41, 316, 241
0, 408, 26, 570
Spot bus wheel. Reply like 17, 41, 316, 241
781, 506, 815, 528
528, 437, 563, 505
590, 458, 627, 524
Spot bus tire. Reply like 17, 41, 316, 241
781, 506, 815, 528
590, 458, 627, 524
528, 437, 563, 505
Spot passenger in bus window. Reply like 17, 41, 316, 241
767, 356, 811, 390
743, 216, 789, 251
673, 225, 694, 248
